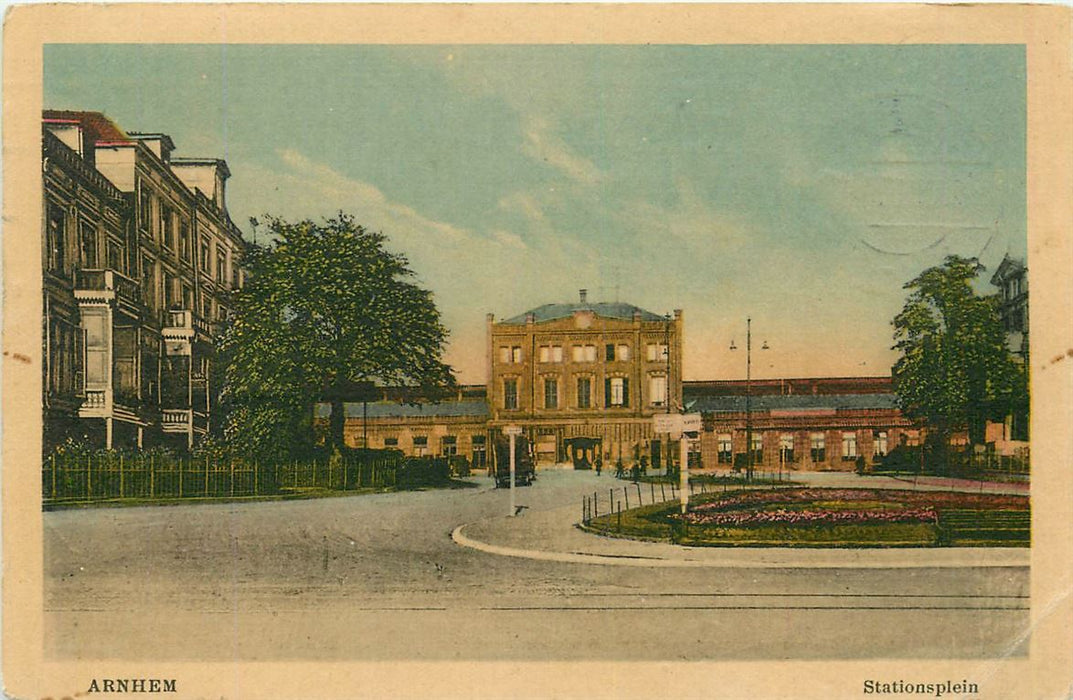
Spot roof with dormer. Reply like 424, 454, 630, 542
990, 254, 1026, 286
501, 301, 666, 325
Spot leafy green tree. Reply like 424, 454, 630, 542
892, 255, 1027, 457
217, 213, 455, 458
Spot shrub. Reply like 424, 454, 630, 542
396, 456, 451, 488
448, 455, 470, 477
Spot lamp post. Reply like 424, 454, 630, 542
730, 318, 768, 482
664, 313, 672, 476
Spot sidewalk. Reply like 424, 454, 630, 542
452, 471, 1030, 569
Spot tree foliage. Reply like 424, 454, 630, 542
892, 255, 1027, 446
217, 213, 455, 458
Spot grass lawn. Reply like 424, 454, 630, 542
581, 487, 1029, 548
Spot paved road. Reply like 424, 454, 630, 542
44, 470, 1029, 661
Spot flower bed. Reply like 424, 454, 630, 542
582, 486, 1030, 548
681, 488, 1027, 529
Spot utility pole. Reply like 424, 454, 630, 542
731, 317, 768, 482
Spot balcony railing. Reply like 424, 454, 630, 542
74, 269, 141, 306
83, 390, 107, 409
164, 309, 211, 335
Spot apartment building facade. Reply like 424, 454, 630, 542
42, 110, 244, 452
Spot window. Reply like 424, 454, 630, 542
647, 343, 669, 362
161, 207, 175, 251
442, 436, 458, 457
842, 432, 858, 461
139, 188, 153, 233
605, 377, 628, 407
605, 344, 616, 362
649, 375, 668, 406
472, 435, 487, 467
141, 255, 156, 310
106, 240, 123, 272
46, 204, 66, 272
810, 432, 826, 462
164, 271, 180, 308
617, 344, 630, 361
79, 221, 99, 268
48, 319, 83, 397
512, 346, 522, 363
873, 431, 888, 458
199, 239, 210, 272
180, 221, 191, 262
503, 378, 518, 410
215, 245, 226, 283
717, 434, 732, 464
539, 345, 563, 363
543, 378, 558, 409
413, 435, 428, 456
572, 344, 596, 362
751, 433, 764, 463
576, 377, 591, 408
182, 284, 194, 311
384, 437, 399, 447
779, 433, 795, 463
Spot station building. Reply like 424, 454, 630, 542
486, 291, 684, 467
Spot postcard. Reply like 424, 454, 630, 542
4, 4, 1072, 699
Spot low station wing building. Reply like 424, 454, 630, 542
685, 377, 919, 473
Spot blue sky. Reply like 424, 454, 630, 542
45, 44, 1026, 383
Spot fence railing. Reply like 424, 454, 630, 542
42, 451, 405, 504
580, 477, 791, 525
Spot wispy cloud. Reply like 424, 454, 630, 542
520, 117, 603, 185
617, 178, 751, 252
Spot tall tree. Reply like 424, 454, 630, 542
892, 255, 1027, 453
217, 213, 455, 457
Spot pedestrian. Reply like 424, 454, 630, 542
595, 455, 603, 476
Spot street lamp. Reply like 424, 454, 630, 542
664, 313, 672, 476
730, 318, 768, 482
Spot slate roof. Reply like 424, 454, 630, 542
501, 301, 666, 325
316, 399, 489, 419
686, 393, 901, 414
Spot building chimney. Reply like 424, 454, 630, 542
579, 289, 588, 303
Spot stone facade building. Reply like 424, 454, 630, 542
42, 110, 244, 451
486, 291, 683, 466
988, 254, 1030, 450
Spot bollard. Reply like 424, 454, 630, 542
593, 491, 598, 517
660, 482, 666, 502
650, 482, 655, 505
624, 487, 630, 510
636, 483, 643, 507
617, 501, 622, 531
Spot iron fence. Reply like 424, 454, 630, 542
42, 451, 404, 504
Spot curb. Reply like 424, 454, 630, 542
451, 519, 1031, 569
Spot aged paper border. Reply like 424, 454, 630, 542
4, 4, 1072, 698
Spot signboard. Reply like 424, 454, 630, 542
654, 413, 703, 435
503, 425, 523, 436
653, 414, 681, 434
